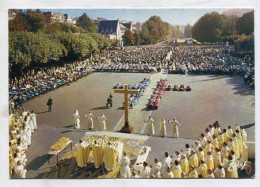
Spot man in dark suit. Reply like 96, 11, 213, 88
47, 97, 53, 111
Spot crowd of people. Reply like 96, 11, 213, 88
114, 77, 151, 109
118, 121, 250, 178
9, 45, 254, 113
94, 46, 172, 73
166, 46, 254, 87
9, 61, 94, 113
9, 47, 172, 112
75, 135, 123, 172
9, 110, 37, 178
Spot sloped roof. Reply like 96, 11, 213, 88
98, 20, 119, 33
121, 22, 131, 29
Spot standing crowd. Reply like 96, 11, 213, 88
118, 121, 250, 178
9, 110, 37, 178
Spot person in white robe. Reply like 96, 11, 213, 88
14, 161, 27, 178
26, 114, 34, 133
162, 152, 171, 178
159, 118, 166, 137
16, 149, 27, 164
24, 126, 31, 145
169, 117, 181, 138
240, 126, 247, 142
184, 144, 191, 158
193, 140, 201, 152
147, 116, 154, 136
199, 134, 207, 146
131, 170, 140, 178
152, 158, 162, 178
214, 164, 225, 178
20, 126, 30, 147
98, 113, 107, 131
119, 152, 131, 178
24, 116, 32, 136
30, 110, 37, 130
207, 169, 215, 178
141, 162, 151, 178
73, 109, 80, 129
172, 151, 181, 162
85, 111, 94, 130
165, 166, 174, 178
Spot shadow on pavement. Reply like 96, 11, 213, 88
36, 111, 49, 114
61, 130, 74, 134
27, 154, 50, 171
226, 77, 254, 96
243, 123, 255, 129
90, 106, 108, 110
187, 75, 226, 83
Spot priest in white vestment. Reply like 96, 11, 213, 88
147, 116, 154, 136
30, 111, 37, 130
119, 152, 131, 178
73, 109, 80, 129
141, 162, 151, 178
152, 158, 162, 178
98, 113, 107, 131
159, 118, 166, 137
162, 152, 171, 178
214, 165, 225, 178
14, 161, 27, 178
169, 117, 181, 137
85, 111, 94, 130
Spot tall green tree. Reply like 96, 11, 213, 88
236, 11, 254, 35
140, 16, 174, 44
122, 29, 135, 46
76, 13, 97, 33
184, 24, 192, 38
9, 12, 51, 32
192, 12, 224, 43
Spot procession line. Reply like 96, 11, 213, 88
140, 70, 168, 134
113, 114, 125, 131
140, 110, 153, 134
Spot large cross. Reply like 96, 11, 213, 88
114, 84, 139, 128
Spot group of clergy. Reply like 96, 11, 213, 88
75, 136, 122, 172
73, 110, 107, 131
147, 116, 181, 137
119, 122, 248, 178
9, 110, 37, 178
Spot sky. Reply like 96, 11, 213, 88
40, 9, 228, 25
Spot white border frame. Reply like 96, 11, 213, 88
0, 1, 259, 187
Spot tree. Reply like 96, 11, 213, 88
9, 32, 66, 75
76, 13, 97, 33
134, 32, 141, 45
46, 22, 85, 34
184, 24, 192, 38
236, 11, 254, 35
122, 29, 135, 46
140, 16, 175, 44
192, 12, 224, 43
9, 12, 51, 32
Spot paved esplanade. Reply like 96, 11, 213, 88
23, 71, 255, 141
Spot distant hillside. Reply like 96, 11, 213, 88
223, 9, 253, 17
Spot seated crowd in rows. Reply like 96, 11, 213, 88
9, 45, 254, 112
119, 122, 250, 178
166, 46, 254, 87
9, 110, 38, 178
